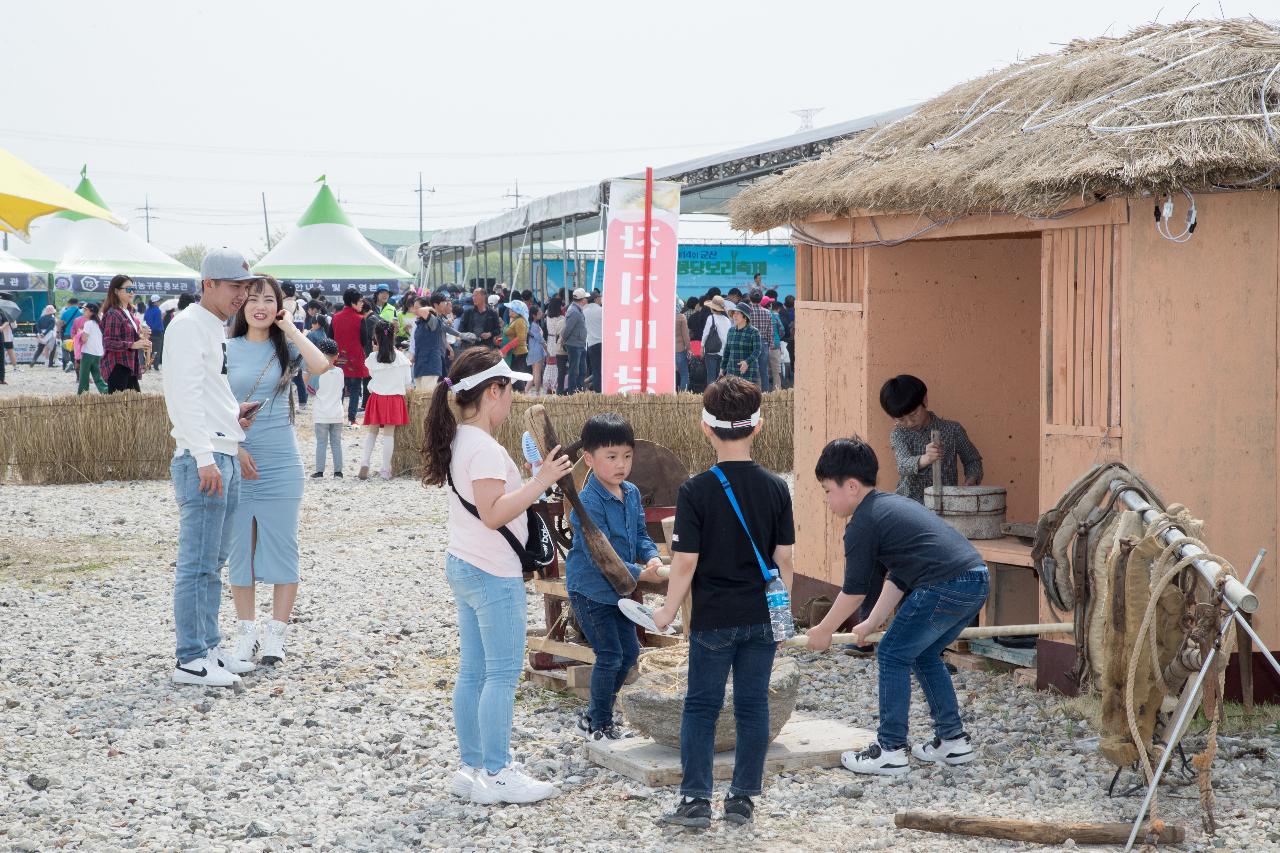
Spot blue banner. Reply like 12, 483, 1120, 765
677, 244, 794, 302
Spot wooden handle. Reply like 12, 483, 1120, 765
930, 427, 942, 511
783, 622, 1072, 650
895, 811, 1184, 844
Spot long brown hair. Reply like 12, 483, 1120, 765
102, 275, 133, 316
421, 348, 510, 487
230, 275, 299, 400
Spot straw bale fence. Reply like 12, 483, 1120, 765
0, 390, 794, 486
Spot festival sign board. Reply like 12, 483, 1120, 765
600, 174, 680, 395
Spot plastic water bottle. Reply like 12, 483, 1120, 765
765, 571, 796, 642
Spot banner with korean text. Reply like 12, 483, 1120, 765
601, 175, 680, 394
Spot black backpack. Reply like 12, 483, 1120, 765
704, 319, 723, 355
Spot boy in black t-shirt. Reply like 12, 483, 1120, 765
806, 437, 989, 777
652, 376, 794, 828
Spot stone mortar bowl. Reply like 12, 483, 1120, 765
617, 658, 799, 752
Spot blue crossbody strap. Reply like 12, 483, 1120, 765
710, 465, 776, 583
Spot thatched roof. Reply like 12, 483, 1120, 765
730, 19, 1280, 231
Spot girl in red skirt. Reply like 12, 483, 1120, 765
360, 320, 413, 480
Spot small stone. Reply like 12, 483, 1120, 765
25, 774, 49, 791
195, 701, 211, 714
279, 718, 293, 727
304, 719, 319, 729
838, 784, 864, 799
244, 819, 275, 839
5, 698, 19, 708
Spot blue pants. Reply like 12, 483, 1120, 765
445, 553, 526, 773
344, 376, 363, 424
680, 622, 775, 799
757, 347, 772, 392
675, 350, 689, 391
171, 451, 240, 664
293, 371, 308, 406
875, 568, 989, 749
570, 592, 640, 729
704, 353, 721, 384
567, 345, 587, 393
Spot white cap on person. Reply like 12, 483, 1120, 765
572, 288, 590, 301
448, 359, 532, 392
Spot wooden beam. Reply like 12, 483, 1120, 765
894, 811, 1184, 845
527, 636, 595, 664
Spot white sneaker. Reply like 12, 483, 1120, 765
450, 766, 477, 798
210, 647, 256, 675
260, 620, 287, 665
470, 764, 558, 804
172, 652, 239, 687
841, 742, 910, 777
232, 620, 259, 663
912, 733, 976, 765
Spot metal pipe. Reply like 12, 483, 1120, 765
1110, 482, 1258, 613
1123, 548, 1266, 852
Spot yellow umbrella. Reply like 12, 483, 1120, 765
0, 150, 123, 239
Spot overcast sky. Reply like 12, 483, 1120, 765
1, 0, 1264, 256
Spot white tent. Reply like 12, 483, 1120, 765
253, 178, 412, 295
11, 168, 199, 296
0, 247, 42, 291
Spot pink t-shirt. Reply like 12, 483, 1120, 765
447, 425, 528, 578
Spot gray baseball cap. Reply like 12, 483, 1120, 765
200, 247, 264, 282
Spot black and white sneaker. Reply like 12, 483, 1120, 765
576, 710, 592, 736
660, 797, 712, 828
259, 620, 287, 665
913, 733, 976, 765
722, 794, 754, 825
590, 724, 631, 741
841, 742, 909, 777
173, 651, 239, 687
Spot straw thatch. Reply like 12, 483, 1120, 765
392, 390, 794, 478
731, 19, 1280, 230
0, 393, 175, 485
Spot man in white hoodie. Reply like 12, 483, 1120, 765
162, 248, 264, 687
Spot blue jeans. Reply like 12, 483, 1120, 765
757, 347, 772, 392
567, 345, 587, 393
344, 376, 362, 423
675, 350, 689, 391
875, 568, 989, 749
171, 451, 240, 663
680, 622, 775, 799
704, 353, 721, 384
445, 553, 527, 773
570, 592, 640, 729
293, 371, 308, 406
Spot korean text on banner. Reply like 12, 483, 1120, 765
601, 178, 680, 395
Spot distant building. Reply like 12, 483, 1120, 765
360, 229, 433, 261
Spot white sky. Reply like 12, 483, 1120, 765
1, 0, 1264, 256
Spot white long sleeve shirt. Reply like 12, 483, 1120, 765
162, 303, 244, 467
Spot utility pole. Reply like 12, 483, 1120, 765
413, 172, 435, 243
261, 192, 272, 251
144, 195, 151, 243
505, 179, 522, 209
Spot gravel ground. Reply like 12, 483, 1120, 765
2, 364, 1279, 851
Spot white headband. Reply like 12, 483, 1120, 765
450, 359, 532, 392
702, 409, 761, 430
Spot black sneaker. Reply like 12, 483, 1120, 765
333, 471, 343, 478
842, 643, 875, 657
311, 471, 325, 478
722, 794, 754, 825
576, 710, 592, 736
590, 724, 631, 741
660, 797, 712, 828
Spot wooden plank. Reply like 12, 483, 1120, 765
527, 636, 596, 664
585, 716, 875, 787
1093, 225, 1107, 428
1043, 424, 1124, 437
1109, 224, 1123, 428
532, 578, 568, 598
1040, 236, 1053, 432
973, 536, 1035, 568
1052, 230, 1070, 426
795, 301, 865, 313
1082, 226, 1095, 427
895, 812, 1184, 845
1072, 227, 1086, 425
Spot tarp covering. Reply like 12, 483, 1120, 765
427, 224, 476, 250
253, 180, 413, 288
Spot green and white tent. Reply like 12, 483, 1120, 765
11, 167, 199, 296
0, 248, 42, 291
253, 177, 412, 296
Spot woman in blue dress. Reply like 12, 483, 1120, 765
225, 276, 331, 667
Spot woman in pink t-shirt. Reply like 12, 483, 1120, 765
422, 347, 572, 806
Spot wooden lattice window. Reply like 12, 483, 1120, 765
1043, 225, 1121, 430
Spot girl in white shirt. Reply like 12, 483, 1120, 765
76, 303, 109, 395
420, 347, 572, 805
359, 321, 413, 480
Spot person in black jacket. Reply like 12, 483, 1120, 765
457, 288, 501, 350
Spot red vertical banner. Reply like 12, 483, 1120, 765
601, 175, 680, 395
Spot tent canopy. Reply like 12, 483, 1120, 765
253, 180, 413, 290
0, 155, 122, 239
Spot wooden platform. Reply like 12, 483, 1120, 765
585, 715, 874, 787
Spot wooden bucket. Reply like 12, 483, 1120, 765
923, 485, 1007, 540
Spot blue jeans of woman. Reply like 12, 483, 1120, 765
293, 371, 308, 406
569, 592, 639, 729
680, 622, 776, 799
675, 350, 689, 391
704, 353, 721, 384
171, 451, 240, 663
445, 553, 527, 773
875, 568, 989, 749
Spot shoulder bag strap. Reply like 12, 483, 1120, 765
446, 469, 530, 558
709, 465, 775, 582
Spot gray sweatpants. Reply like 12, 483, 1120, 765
314, 422, 343, 473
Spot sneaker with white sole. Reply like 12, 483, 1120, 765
231, 620, 259, 663
450, 766, 477, 798
841, 742, 910, 777
210, 648, 256, 675
260, 620, 287, 665
470, 764, 558, 804
912, 733, 976, 765
172, 653, 239, 687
